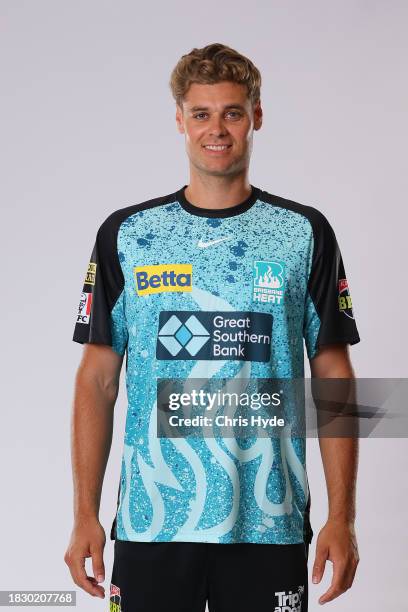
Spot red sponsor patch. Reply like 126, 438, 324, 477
338, 278, 348, 293
110, 583, 121, 597
76, 291, 93, 324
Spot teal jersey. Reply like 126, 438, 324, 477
73, 185, 360, 544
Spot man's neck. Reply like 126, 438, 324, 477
184, 174, 252, 211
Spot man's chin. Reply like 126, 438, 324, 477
205, 167, 232, 176
195, 160, 242, 177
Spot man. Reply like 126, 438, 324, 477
64, 43, 360, 611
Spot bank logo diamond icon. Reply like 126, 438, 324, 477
175, 324, 192, 345
158, 314, 210, 356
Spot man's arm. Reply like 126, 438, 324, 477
64, 344, 124, 600
309, 343, 360, 606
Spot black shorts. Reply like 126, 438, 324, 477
110, 540, 309, 612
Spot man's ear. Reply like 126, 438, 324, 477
253, 100, 263, 131
175, 104, 185, 134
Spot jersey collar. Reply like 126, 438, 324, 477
176, 184, 260, 218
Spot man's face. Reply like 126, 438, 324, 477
176, 81, 262, 177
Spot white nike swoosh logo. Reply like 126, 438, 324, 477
197, 236, 231, 248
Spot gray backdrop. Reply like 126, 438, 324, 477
1, 1, 407, 610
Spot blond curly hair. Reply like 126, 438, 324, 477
169, 42, 262, 108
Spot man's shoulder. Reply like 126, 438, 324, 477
259, 187, 328, 223
258, 187, 334, 234
96, 189, 179, 238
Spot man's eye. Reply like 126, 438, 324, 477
192, 111, 242, 120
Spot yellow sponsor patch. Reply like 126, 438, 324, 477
134, 264, 192, 296
84, 262, 97, 285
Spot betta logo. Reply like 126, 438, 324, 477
338, 278, 354, 319
134, 263, 192, 296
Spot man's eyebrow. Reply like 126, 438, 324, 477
188, 104, 246, 112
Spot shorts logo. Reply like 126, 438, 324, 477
338, 278, 354, 319
76, 292, 92, 324
274, 585, 304, 611
134, 264, 192, 296
110, 583, 121, 611
84, 262, 97, 285
253, 260, 285, 304
156, 311, 273, 362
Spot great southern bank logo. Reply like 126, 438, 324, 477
158, 313, 210, 357
156, 311, 273, 362
134, 264, 192, 296
253, 259, 285, 305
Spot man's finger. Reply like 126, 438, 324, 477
67, 554, 105, 598
91, 544, 105, 583
312, 544, 328, 584
318, 559, 348, 605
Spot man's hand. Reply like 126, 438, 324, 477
312, 519, 359, 605
64, 344, 122, 598
64, 517, 106, 599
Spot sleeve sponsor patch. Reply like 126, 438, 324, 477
76, 292, 92, 324
338, 278, 354, 319
84, 262, 97, 285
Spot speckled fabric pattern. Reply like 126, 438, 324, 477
73, 184, 360, 545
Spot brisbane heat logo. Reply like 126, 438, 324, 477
134, 264, 192, 296
253, 260, 285, 304
338, 278, 354, 319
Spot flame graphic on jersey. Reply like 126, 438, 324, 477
257, 264, 282, 288
118, 286, 308, 541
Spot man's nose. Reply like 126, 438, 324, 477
208, 114, 227, 137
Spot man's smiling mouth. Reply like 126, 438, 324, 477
202, 144, 232, 151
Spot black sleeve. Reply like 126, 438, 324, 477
303, 209, 360, 359
72, 214, 128, 355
